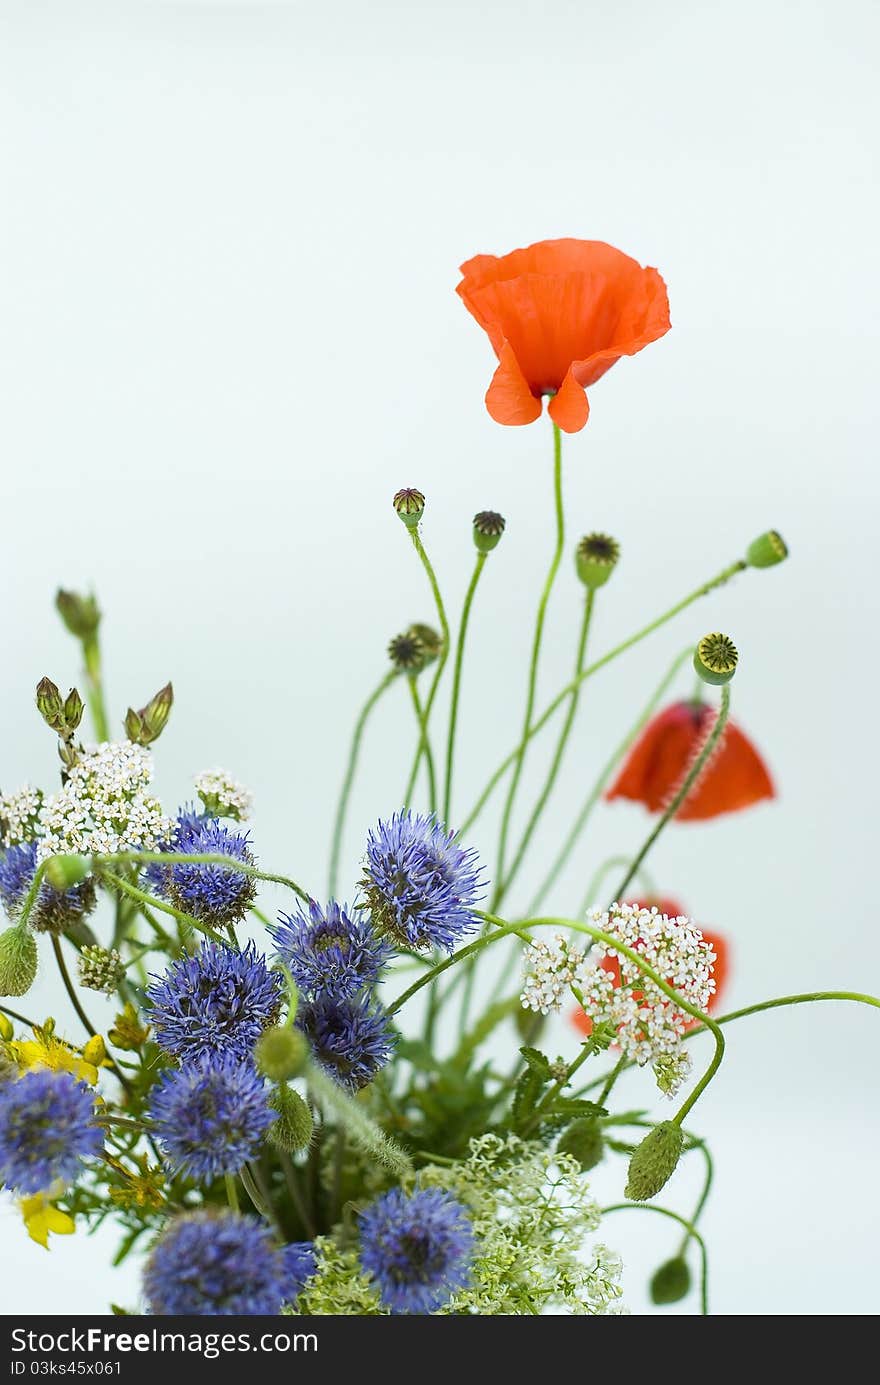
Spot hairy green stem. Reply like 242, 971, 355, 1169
94, 851, 310, 906
462, 561, 747, 835
492, 423, 564, 904
97, 868, 226, 947
402, 528, 451, 807
443, 551, 487, 825
406, 677, 437, 812
495, 586, 593, 912
329, 669, 397, 897
609, 684, 731, 909
83, 634, 110, 742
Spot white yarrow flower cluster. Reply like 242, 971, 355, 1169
0, 785, 43, 846
37, 741, 173, 860
520, 933, 599, 1016
194, 767, 252, 821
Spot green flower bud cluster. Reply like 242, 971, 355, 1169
125, 683, 174, 747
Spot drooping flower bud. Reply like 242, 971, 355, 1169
693, 632, 738, 686
44, 855, 91, 892
0, 927, 38, 997
255, 1025, 309, 1082
125, 683, 174, 746
55, 589, 101, 640
472, 510, 506, 554
746, 530, 788, 569
388, 630, 427, 674
392, 488, 425, 530
624, 1120, 684, 1201
268, 1084, 314, 1152
557, 1117, 604, 1172
650, 1255, 692, 1304
78, 945, 125, 996
576, 533, 620, 590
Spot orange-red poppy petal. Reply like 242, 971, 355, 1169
676, 723, 775, 821
548, 369, 590, 432
485, 341, 543, 426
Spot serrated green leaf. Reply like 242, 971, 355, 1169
518, 1045, 552, 1078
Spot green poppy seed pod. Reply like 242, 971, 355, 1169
406, 622, 444, 666
472, 510, 506, 554
650, 1255, 692, 1305
393, 488, 425, 530
624, 1120, 684, 1201
388, 630, 427, 674
255, 1025, 309, 1082
746, 529, 788, 569
55, 589, 101, 640
0, 927, 38, 997
557, 1118, 604, 1172
694, 632, 738, 686
44, 854, 92, 892
269, 1083, 314, 1152
575, 533, 620, 590
35, 677, 65, 734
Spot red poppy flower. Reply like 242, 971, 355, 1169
604, 700, 774, 821
456, 239, 670, 433
571, 896, 730, 1036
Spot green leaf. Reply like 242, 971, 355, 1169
395, 1038, 441, 1072
548, 1099, 608, 1119
512, 1067, 547, 1128
518, 1045, 551, 1078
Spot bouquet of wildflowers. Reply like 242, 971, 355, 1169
1, 238, 875, 1318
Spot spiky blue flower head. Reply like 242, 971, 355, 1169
297, 994, 396, 1091
145, 809, 256, 928
359, 1187, 474, 1314
270, 898, 390, 1003
148, 1057, 275, 1183
0, 841, 97, 935
146, 941, 284, 1064
0, 1068, 102, 1194
144, 1210, 285, 1316
281, 1241, 318, 1305
361, 811, 485, 953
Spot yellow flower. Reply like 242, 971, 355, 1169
19, 1194, 75, 1249
10, 1031, 100, 1085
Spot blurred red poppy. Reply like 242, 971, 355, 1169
456, 239, 670, 432
571, 895, 730, 1036
604, 700, 774, 821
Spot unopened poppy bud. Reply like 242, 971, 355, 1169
0, 927, 38, 997
694, 632, 738, 686
126, 683, 174, 746
392, 488, 425, 530
78, 945, 125, 996
576, 533, 620, 590
624, 1120, 684, 1201
269, 1084, 314, 1152
82, 1034, 107, 1068
388, 630, 426, 674
650, 1255, 692, 1304
406, 623, 444, 665
36, 677, 65, 733
255, 1025, 309, 1081
44, 855, 91, 892
55, 589, 101, 640
557, 1118, 604, 1172
472, 510, 506, 554
746, 529, 788, 570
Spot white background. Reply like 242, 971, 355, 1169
1, 0, 878, 1315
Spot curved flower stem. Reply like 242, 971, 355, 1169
402, 528, 451, 808
0, 1001, 39, 1029
50, 935, 143, 1112
495, 586, 593, 912
328, 669, 397, 898
462, 560, 747, 835
681, 1142, 714, 1257
95, 852, 310, 906
443, 551, 487, 825
82, 633, 110, 743
529, 646, 691, 916
96, 868, 227, 947
602, 1203, 709, 1315
406, 677, 437, 813
609, 683, 731, 908
491, 423, 565, 905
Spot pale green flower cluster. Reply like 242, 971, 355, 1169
292, 1133, 625, 1316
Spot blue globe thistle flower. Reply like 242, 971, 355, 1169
359, 1187, 474, 1314
146, 941, 284, 1064
361, 811, 485, 953
270, 898, 390, 1003
148, 1057, 275, 1184
0, 841, 97, 935
145, 810, 256, 928
143, 1210, 285, 1316
281, 1241, 317, 1304
0, 1069, 102, 1194
297, 994, 396, 1091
